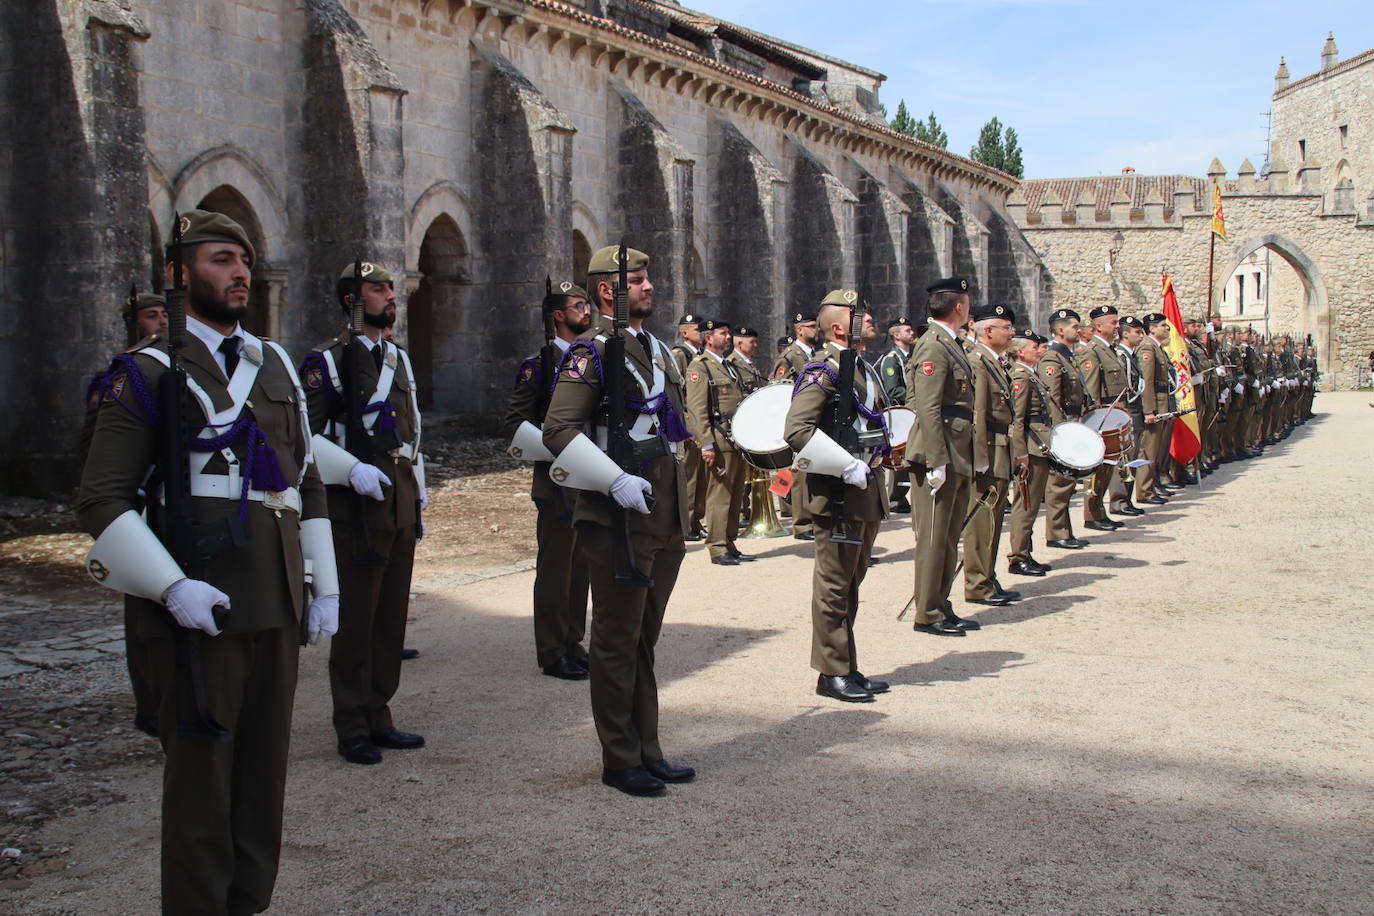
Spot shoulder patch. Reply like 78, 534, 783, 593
1142, 352, 1151, 361
519, 364, 534, 383
885, 365, 895, 376
1012, 380, 1023, 393
689, 370, 700, 383
775, 365, 787, 378
305, 366, 324, 390
567, 355, 589, 379
1083, 360, 1093, 370
1045, 365, 1057, 375
921, 361, 935, 376
106, 373, 126, 402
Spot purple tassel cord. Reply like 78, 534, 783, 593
791, 361, 891, 459
554, 342, 689, 442
189, 416, 291, 524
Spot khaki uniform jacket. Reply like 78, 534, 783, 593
970, 344, 1015, 480
725, 349, 768, 395
875, 346, 910, 406
1187, 339, 1216, 412
1037, 341, 1086, 425
503, 346, 561, 501
772, 341, 814, 382
904, 325, 975, 477
1009, 363, 1053, 460
783, 342, 887, 521
685, 351, 744, 452
1075, 336, 1127, 406
543, 313, 689, 538
77, 333, 326, 635
1137, 337, 1172, 415
670, 342, 701, 379
303, 334, 420, 531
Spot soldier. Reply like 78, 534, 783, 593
1184, 318, 1218, 474
671, 313, 708, 541
1075, 323, 1094, 352
726, 325, 769, 394
1038, 308, 1090, 549
301, 261, 427, 766
686, 318, 752, 566
964, 304, 1020, 607
1134, 313, 1173, 505
784, 298, 887, 701
504, 281, 593, 680
78, 210, 338, 914
876, 315, 915, 514
1111, 316, 1150, 514
776, 335, 793, 357
1005, 328, 1055, 577
774, 308, 821, 541
1075, 304, 1129, 530
542, 244, 695, 797
905, 277, 980, 636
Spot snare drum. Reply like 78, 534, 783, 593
729, 383, 795, 470
881, 406, 915, 469
1082, 407, 1133, 462
1047, 421, 1106, 479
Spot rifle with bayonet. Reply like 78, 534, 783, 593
604, 241, 654, 586
158, 213, 231, 742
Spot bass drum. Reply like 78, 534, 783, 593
1047, 421, 1105, 479
881, 406, 915, 470
730, 383, 795, 470
1082, 406, 1133, 463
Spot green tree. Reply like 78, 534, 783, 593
969, 117, 1024, 177
913, 111, 948, 149
889, 100, 917, 136
1003, 127, 1024, 178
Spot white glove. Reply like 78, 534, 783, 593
348, 462, 392, 501
419, 486, 430, 511
610, 473, 654, 515
306, 594, 339, 645
974, 464, 990, 475
841, 460, 869, 489
1234, 383, 1244, 395
162, 578, 230, 636
1191, 372, 1205, 385
927, 465, 947, 494
1214, 366, 1226, 376
1220, 390, 1229, 403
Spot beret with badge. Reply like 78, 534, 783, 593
586, 245, 650, 275
702, 318, 731, 332
777, 335, 794, 348
733, 326, 758, 338
791, 306, 818, 324
339, 261, 395, 286
122, 292, 166, 319
1087, 305, 1118, 320
820, 289, 860, 307
678, 312, 706, 328
971, 303, 1017, 323
926, 277, 970, 295
1141, 312, 1167, 327
544, 279, 588, 312
1120, 316, 1144, 330
170, 209, 256, 267
1049, 308, 1080, 325
1014, 327, 1048, 344
888, 315, 911, 329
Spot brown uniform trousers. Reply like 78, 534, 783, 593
672, 344, 708, 533
965, 344, 1014, 600
303, 335, 420, 743
504, 349, 589, 668
1037, 342, 1085, 542
1133, 338, 1171, 501
544, 317, 689, 769
79, 333, 324, 916
784, 343, 886, 674
904, 327, 975, 623
686, 352, 747, 559
1006, 363, 1054, 564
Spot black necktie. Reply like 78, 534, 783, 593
371, 343, 384, 373
636, 332, 652, 359
219, 337, 240, 379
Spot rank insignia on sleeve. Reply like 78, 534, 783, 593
305, 367, 323, 389
921, 362, 935, 376
568, 355, 589, 379
689, 371, 700, 383
519, 365, 534, 382
1083, 360, 1093, 370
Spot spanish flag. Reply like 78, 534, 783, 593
1211, 182, 1227, 239
1161, 274, 1201, 465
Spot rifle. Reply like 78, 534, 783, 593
827, 296, 863, 546
158, 213, 230, 742
340, 258, 383, 562
604, 241, 654, 586
124, 283, 139, 348
538, 277, 558, 421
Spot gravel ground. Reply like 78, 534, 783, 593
3, 396, 1372, 914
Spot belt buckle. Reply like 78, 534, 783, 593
262, 490, 289, 512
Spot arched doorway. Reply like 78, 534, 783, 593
1214, 233, 1328, 366
196, 184, 270, 335
571, 230, 591, 287
408, 214, 468, 411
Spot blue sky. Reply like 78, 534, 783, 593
686, 0, 1372, 179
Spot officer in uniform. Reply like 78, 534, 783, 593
1111, 316, 1150, 513
78, 210, 339, 914
542, 244, 695, 797
671, 314, 708, 541
686, 318, 752, 566
784, 298, 888, 701
301, 262, 427, 765
773, 308, 820, 540
905, 277, 981, 636
964, 304, 1020, 606
1075, 304, 1129, 529
1005, 328, 1055, 577
876, 315, 915, 513
504, 281, 593, 680
1134, 313, 1173, 505
726, 325, 768, 393
1038, 308, 1090, 549
1184, 318, 1218, 473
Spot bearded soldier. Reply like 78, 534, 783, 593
1075, 304, 1129, 530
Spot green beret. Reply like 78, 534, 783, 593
820, 289, 860, 307
926, 277, 969, 295
122, 292, 166, 319
586, 245, 650, 276
339, 261, 395, 285
173, 209, 256, 267
548, 280, 588, 301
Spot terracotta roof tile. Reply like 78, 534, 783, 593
1018, 174, 1221, 219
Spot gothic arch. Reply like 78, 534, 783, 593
407, 181, 475, 275
571, 201, 601, 252
168, 145, 287, 264
1215, 233, 1331, 362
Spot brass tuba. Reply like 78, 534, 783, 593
742, 470, 786, 538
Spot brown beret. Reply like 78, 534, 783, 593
172, 209, 256, 267
587, 245, 650, 275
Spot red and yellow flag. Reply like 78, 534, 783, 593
1161, 274, 1201, 466
1211, 182, 1227, 239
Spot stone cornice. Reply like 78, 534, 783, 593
1274, 45, 1374, 99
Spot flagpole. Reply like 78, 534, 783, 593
1206, 231, 1215, 327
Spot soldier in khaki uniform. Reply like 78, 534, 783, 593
784, 300, 888, 701
1112, 316, 1152, 512
773, 307, 820, 540
78, 210, 339, 914
726, 325, 768, 394
905, 278, 981, 636
503, 282, 593, 680
964, 304, 1021, 606
1134, 313, 1174, 505
670, 314, 708, 541
1038, 308, 1090, 549
686, 318, 752, 565
1075, 304, 1129, 530
1005, 329, 1055, 577
543, 244, 695, 797
876, 316, 915, 513
301, 262, 427, 765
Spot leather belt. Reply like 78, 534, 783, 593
174, 478, 302, 514
1028, 414, 1051, 425
988, 421, 1009, 434
941, 406, 973, 421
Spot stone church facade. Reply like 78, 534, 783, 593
1013, 33, 1373, 389
0, 0, 1044, 494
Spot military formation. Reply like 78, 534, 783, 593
74, 215, 1320, 912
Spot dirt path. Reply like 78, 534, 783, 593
6, 394, 1372, 914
